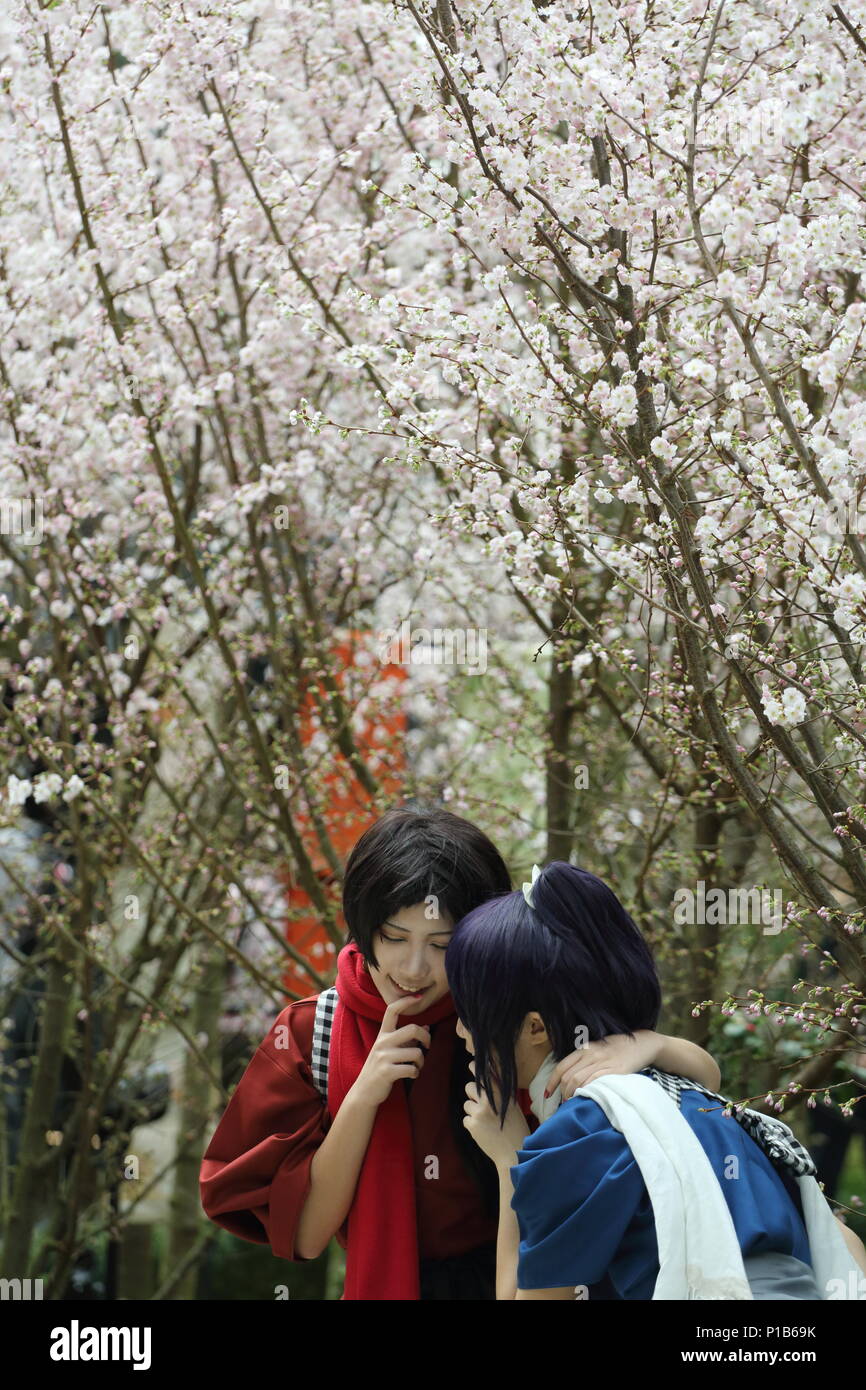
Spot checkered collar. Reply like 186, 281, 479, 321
643, 1068, 817, 1178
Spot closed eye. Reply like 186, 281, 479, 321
379, 933, 450, 951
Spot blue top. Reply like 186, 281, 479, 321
511, 1083, 812, 1297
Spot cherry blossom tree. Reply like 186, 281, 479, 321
2, 0, 866, 1292
0, 0, 449, 1292
318, 0, 866, 1106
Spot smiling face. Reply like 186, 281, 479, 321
367, 901, 455, 1013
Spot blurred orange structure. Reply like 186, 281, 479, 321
280, 633, 408, 996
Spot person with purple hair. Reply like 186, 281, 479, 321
447, 860, 866, 1300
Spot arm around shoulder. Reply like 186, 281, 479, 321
651, 1032, 721, 1092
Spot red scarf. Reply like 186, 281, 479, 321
328, 942, 457, 1300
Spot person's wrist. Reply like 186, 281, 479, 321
346, 1076, 382, 1114
497, 1135, 526, 1167
496, 1153, 520, 1179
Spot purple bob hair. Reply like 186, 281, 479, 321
445, 861, 662, 1116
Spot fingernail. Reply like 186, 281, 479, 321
543, 1087, 550, 1098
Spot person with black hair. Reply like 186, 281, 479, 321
448, 860, 866, 1300
200, 808, 722, 1300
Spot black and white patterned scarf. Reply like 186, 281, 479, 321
643, 1068, 817, 1178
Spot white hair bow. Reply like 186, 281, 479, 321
522, 864, 542, 909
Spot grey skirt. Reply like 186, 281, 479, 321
744, 1251, 820, 1299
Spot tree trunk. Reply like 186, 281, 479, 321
164, 943, 225, 1299
1, 941, 74, 1278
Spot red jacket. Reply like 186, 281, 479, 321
200, 997, 500, 1261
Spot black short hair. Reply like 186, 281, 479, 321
342, 801, 512, 968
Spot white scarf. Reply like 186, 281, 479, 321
527, 1055, 859, 1300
